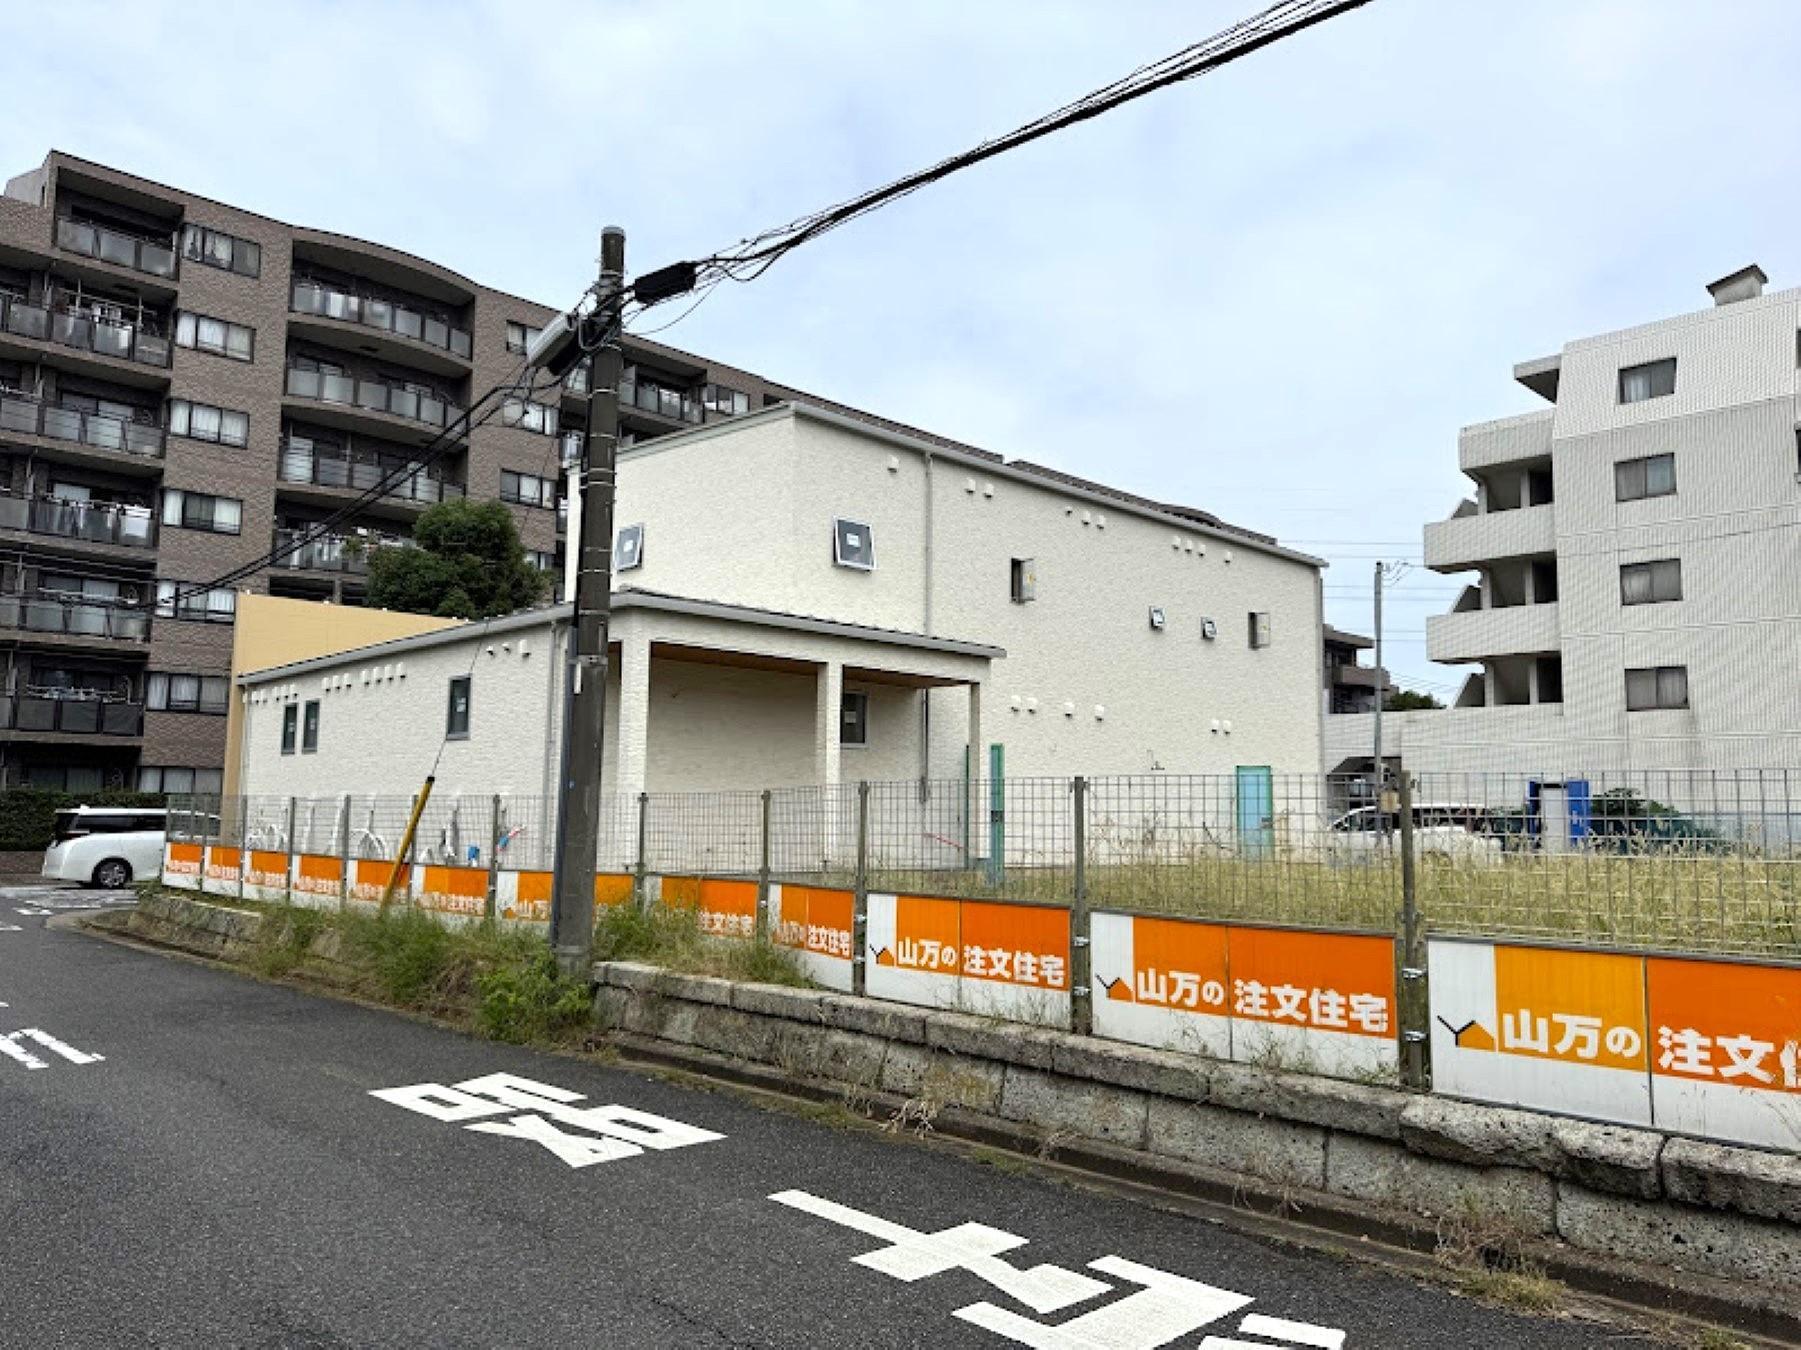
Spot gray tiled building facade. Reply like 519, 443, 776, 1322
0, 150, 986, 794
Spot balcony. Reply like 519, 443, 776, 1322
0, 491, 157, 550
1458, 410, 1553, 474
621, 375, 702, 426
1425, 602, 1561, 663
0, 291, 171, 370
277, 438, 465, 507
0, 692, 143, 737
290, 280, 472, 365
271, 527, 411, 574
54, 217, 177, 281
1423, 502, 1555, 570
0, 391, 165, 460
0, 593, 151, 643
283, 365, 464, 434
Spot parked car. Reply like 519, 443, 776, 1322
41, 806, 167, 888
1327, 803, 1503, 863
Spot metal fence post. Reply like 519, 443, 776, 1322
633, 791, 650, 911
236, 797, 247, 903
195, 797, 208, 897
756, 788, 772, 942
1396, 769, 1430, 1091
852, 781, 870, 997
485, 794, 502, 924
284, 797, 297, 905
986, 743, 1005, 888
1071, 775, 1092, 1036
337, 796, 351, 913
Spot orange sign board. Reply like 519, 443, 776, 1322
1648, 956, 1801, 1094
203, 845, 240, 881
875, 894, 961, 973
350, 858, 406, 903
661, 875, 703, 909
1483, 944, 1647, 1070
1101, 915, 1228, 1011
418, 865, 488, 917
246, 849, 289, 888
166, 841, 202, 875
697, 878, 758, 938
1228, 926, 1395, 1040
960, 900, 1070, 990
775, 885, 856, 959
293, 853, 343, 898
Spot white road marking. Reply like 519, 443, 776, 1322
15, 907, 51, 916
0, 1028, 105, 1070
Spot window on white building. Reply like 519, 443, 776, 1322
1248, 611, 1272, 648
281, 704, 297, 754
1625, 665, 1688, 711
1010, 557, 1036, 603
1614, 453, 1676, 502
1620, 559, 1682, 605
446, 676, 471, 740
302, 699, 320, 752
615, 523, 644, 571
1618, 357, 1676, 404
841, 689, 869, 747
833, 518, 874, 570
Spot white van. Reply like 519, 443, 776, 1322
41, 806, 167, 888
1327, 803, 1503, 863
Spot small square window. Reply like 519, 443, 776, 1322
446, 675, 471, 739
1009, 557, 1036, 603
833, 518, 874, 570
840, 689, 869, 747
615, 523, 644, 571
281, 704, 297, 754
1148, 606, 1166, 631
302, 699, 320, 752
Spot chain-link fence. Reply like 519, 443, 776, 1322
168, 767, 1801, 958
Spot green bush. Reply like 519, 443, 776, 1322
593, 901, 811, 987
0, 788, 166, 851
476, 951, 593, 1044
340, 907, 464, 1008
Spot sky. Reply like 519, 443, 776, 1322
7, 0, 1801, 695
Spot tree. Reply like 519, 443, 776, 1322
1383, 688, 1443, 711
366, 499, 548, 619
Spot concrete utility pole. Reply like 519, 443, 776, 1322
1371, 559, 1384, 796
549, 226, 626, 977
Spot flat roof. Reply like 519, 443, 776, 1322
238, 588, 1003, 686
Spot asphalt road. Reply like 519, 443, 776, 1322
0, 890, 1656, 1349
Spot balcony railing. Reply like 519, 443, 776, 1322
277, 439, 465, 506
290, 281, 472, 360
0, 692, 143, 736
55, 217, 177, 280
271, 527, 412, 574
0, 390, 166, 459
0, 491, 157, 549
0, 290, 171, 368
621, 377, 702, 425
0, 593, 151, 642
284, 366, 464, 432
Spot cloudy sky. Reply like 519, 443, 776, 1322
8, 0, 1800, 693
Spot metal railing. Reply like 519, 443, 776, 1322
0, 692, 143, 736
621, 377, 702, 425
283, 366, 464, 431
55, 216, 177, 279
0, 290, 170, 368
271, 527, 413, 574
277, 439, 465, 505
0, 491, 156, 549
0, 593, 151, 642
0, 390, 166, 459
290, 281, 472, 360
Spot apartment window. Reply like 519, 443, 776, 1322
302, 699, 320, 752
174, 310, 253, 362
841, 689, 869, 747
180, 223, 261, 278
168, 398, 249, 447
615, 523, 644, 571
1248, 611, 1273, 649
280, 704, 298, 754
501, 397, 559, 435
1010, 557, 1037, 603
155, 579, 237, 623
146, 672, 230, 714
446, 675, 472, 740
1620, 558, 1682, 606
500, 469, 557, 509
1618, 358, 1676, 404
137, 765, 222, 795
1614, 453, 1676, 502
833, 518, 874, 570
1625, 665, 1689, 711
703, 382, 749, 416
527, 550, 558, 572
162, 488, 242, 535
506, 321, 541, 354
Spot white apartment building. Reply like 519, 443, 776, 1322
236, 403, 1325, 810
1327, 265, 1801, 779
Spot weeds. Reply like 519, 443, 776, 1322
475, 951, 593, 1045
593, 903, 810, 987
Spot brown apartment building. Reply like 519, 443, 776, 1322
0, 150, 996, 796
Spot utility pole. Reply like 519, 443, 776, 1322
549, 225, 626, 978
1371, 559, 1384, 798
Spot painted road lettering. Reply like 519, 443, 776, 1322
770, 1189, 1346, 1348
0, 1027, 105, 1070
369, 1071, 723, 1168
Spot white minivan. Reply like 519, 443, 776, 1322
41, 806, 167, 888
